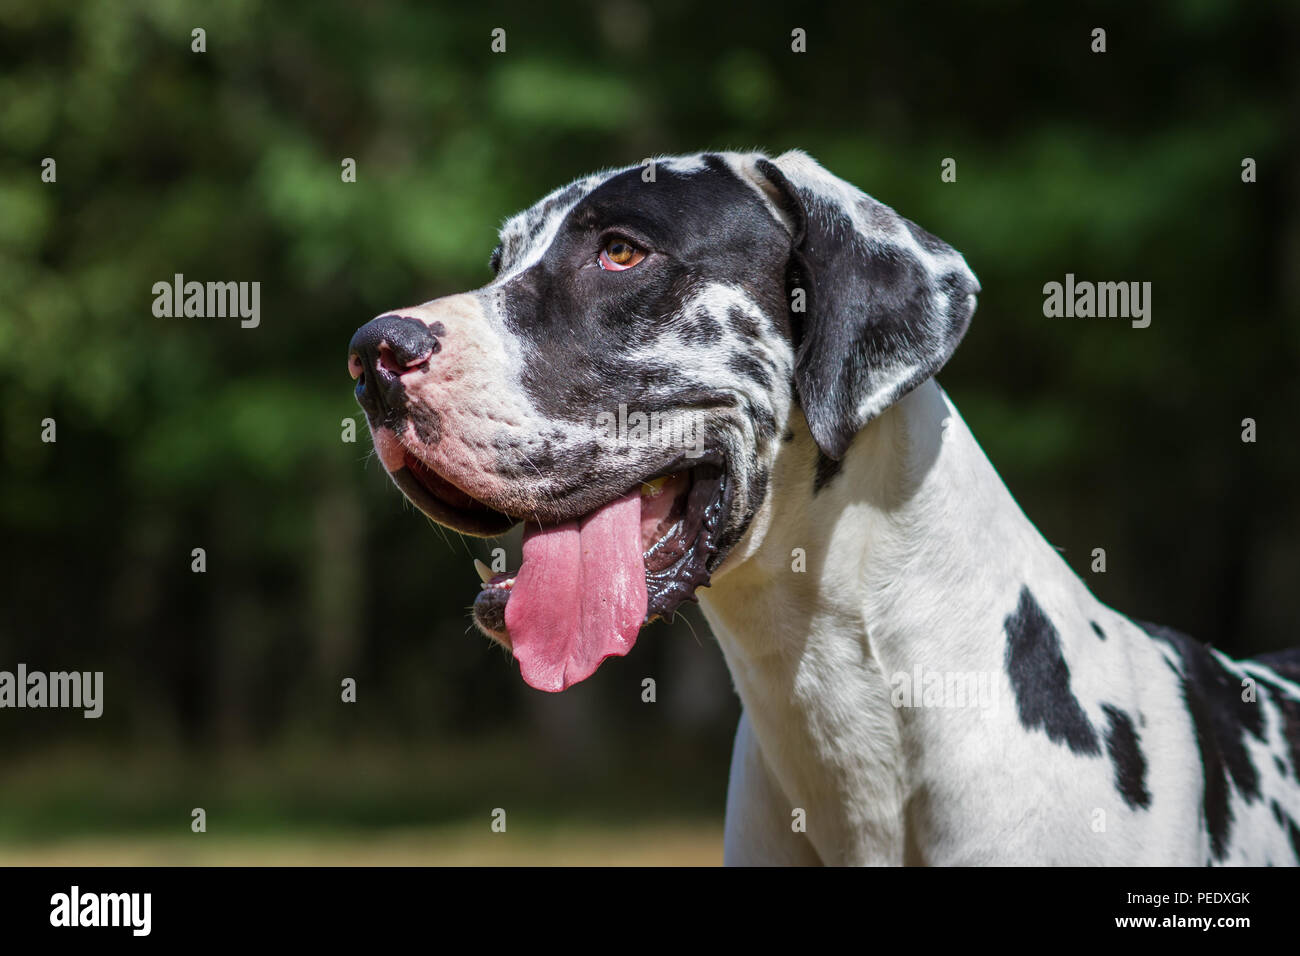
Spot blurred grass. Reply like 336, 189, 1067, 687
0, 824, 722, 866
0, 738, 726, 864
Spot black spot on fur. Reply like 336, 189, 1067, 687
1272, 801, 1300, 861
1276, 756, 1289, 777
520, 182, 586, 250
1004, 587, 1101, 756
408, 403, 442, 446
1091, 621, 1106, 641
1249, 650, 1300, 782
814, 452, 842, 493
727, 354, 772, 392
1101, 703, 1151, 810
629, 363, 680, 392
1256, 678, 1300, 784
680, 312, 723, 345
726, 305, 762, 340
1154, 653, 1235, 859
1143, 622, 1265, 860
751, 404, 777, 443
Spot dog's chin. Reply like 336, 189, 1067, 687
388, 446, 732, 672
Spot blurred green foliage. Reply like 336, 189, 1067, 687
0, 0, 1297, 840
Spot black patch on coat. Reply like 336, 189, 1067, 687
680, 311, 723, 345
750, 402, 778, 443
408, 403, 442, 446
1272, 801, 1300, 861
814, 452, 842, 493
1091, 621, 1106, 641
727, 354, 772, 392
1101, 703, 1151, 810
1003, 587, 1101, 755
726, 305, 762, 340
515, 181, 587, 255
1143, 622, 1265, 860
626, 363, 681, 392
1249, 650, 1300, 782
1254, 676, 1300, 784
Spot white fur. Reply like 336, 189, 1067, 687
703, 380, 1300, 865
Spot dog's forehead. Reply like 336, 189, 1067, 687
493, 153, 771, 277
495, 169, 618, 263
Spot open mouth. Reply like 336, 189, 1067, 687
466, 460, 727, 693
390, 440, 729, 692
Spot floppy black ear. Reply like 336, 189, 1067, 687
749, 151, 980, 460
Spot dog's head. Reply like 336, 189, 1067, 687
347, 151, 978, 691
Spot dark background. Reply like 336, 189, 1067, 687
1, 1, 1296, 862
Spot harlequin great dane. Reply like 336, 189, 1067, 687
347, 150, 1300, 866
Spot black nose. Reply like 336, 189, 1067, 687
347, 314, 441, 420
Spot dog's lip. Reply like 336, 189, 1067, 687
392, 452, 516, 537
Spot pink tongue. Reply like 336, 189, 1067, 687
505, 490, 648, 692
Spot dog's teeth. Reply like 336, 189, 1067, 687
641, 476, 669, 497
474, 558, 493, 583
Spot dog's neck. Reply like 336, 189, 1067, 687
699, 379, 1086, 863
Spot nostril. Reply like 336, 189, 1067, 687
376, 342, 435, 375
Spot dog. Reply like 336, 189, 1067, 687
346, 150, 1300, 865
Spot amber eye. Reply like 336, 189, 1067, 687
599, 238, 645, 271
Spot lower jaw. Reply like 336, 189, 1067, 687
473, 588, 511, 646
